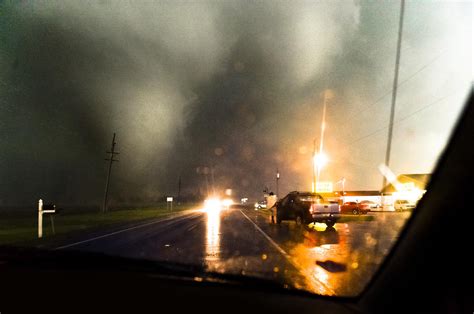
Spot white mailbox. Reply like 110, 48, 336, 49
38, 199, 57, 238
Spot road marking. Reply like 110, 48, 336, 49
55, 212, 198, 250
239, 209, 336, 295
239, 210, 289, 258
187, 224, 197, 232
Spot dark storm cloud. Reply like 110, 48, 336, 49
0, 1, 470, 207
0, 1, 358, 206
0, 4, 158, 205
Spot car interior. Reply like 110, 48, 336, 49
0, 93, 471, 313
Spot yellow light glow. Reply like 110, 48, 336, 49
204, 198, 222, 212
222, 198, 233, 208
392, 187, 424, 204
313, 152, 328, 169
205, 207, 221, 264
312, 222, 328, 231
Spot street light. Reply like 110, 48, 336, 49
313, 89, 331, 192
276, 169, 280, 198
313, 152, 328, 191
313, 152, 328, 169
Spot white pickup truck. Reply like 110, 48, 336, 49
272, 191, 340, 227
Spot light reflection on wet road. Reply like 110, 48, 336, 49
245, 208, 410, 295
205, 207, 221, 264
58, 205, 410, 296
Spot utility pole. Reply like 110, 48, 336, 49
336, 177, 346, 203
383, 0, 405, 190
103, 133, 119, 213
342, 178, 345, 203
210, 165, 216, 196
312, 139, 316, 193
177, 175, 181, 203
205, 172, 210, 197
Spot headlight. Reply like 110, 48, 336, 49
204, 198, 222, 211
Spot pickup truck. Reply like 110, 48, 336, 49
271, 191, 340, 227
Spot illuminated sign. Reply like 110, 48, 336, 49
316, 182, 333, 193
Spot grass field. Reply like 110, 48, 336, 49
0, 203, 198, 247
338, 214, 375, 222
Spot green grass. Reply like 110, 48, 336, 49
0, 203, 197, 247
338, 214, 375, 222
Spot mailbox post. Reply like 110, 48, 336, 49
38, 199, 57, 239
38, 199, 43, 238
167, 197, 173, 211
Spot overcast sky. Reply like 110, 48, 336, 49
0, 1, 472, 206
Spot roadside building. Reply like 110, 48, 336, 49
381, 173, 431, 210
311, 173, 430, 211
320, 191, 381, 206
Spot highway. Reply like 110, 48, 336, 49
55, 205, 410, 296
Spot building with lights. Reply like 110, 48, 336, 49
380, 173, 431, 210
317, 173, 431, 211
320, 191, 381, 206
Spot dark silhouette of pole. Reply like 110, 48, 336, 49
205, 172, 210, 197
383, 0, 405, 190
103, 133, 119, 213
177, 175, 181, 203
210, 165, 216, 196
312, 139, 316, 192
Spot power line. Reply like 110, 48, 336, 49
103, 133, 119, 213
345, 90, 460, 147
347, 126, 388, 147
353, 49, 446, 118
395, 91, 459, 124
330, 48, 448, 152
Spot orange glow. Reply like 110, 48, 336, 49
222, 198, 233, 208
205, 204, 221, 264
313, 152, 328, 169
204, 198, 221, 212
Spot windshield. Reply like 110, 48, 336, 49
1, 1, 472, 297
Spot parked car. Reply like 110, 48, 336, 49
394, 199, 416, 211
254, 200, 267, 209
272, 191, 340, 227
340, 201, 369, 215
359, 200, 380, 210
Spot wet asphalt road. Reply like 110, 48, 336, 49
56, 205, 410, 296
